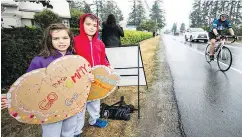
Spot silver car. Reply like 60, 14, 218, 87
185, 28, 209, 43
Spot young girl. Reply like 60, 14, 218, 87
2, 23, 94, 137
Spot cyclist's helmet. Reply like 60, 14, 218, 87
219, 11, 229, 19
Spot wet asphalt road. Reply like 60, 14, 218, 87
173, 35, 242, 72
163, 35, 242, 137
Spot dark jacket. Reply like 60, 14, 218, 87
101, 22, 124, 47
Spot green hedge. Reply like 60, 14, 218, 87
1, 27, 42, 89
70, 28, 80, 36
1, 27, 152, 89
121, 30, 152, 45
71, 29, 153, 45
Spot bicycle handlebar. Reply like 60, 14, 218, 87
231, 37, 237, 43
217, 35, 237, 43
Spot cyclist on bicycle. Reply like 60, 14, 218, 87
208, 12, 237, 60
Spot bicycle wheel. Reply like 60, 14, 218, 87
205, 44, 210, 62
217, 46, 232, 71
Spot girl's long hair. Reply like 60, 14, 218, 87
106, 14, 116, 27
39, 23, 75, 57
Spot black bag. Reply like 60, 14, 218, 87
100, 96, 137, 121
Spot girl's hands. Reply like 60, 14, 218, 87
1, 94, 8, 110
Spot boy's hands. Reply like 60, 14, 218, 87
108, 66, 115, 72
1, 94, 8, 109
88, 73, 95, 82
88, 66, 114, 83
232, 35, 237, 40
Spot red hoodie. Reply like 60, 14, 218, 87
74, 13, 110, 67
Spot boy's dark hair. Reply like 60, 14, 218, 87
83, 14, 98, 24
39, 23, 75, 57
106, 14, 116, 27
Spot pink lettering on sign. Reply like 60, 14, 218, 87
39, 92, 58, 110
77, 64, 88, 75
71, 73, 80, 83
71, 64, 89, 83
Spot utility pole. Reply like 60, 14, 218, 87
134, 0, 136, 26
96, 0, 99, 18
83, 0, 99, 17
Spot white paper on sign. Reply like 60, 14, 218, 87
105, 45, 147, 86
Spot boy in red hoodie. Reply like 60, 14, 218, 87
74, 13, 112, 137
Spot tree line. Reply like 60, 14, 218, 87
189, 0, 242, 34
70, 0, 166, 32
6, 0, 166, 32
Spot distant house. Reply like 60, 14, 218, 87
1, 0, 71, 28
1, 1, 21, 28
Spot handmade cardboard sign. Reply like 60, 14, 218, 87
88, 65, 120, 101
7, 55, 92, 124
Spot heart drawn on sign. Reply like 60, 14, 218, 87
88, 65, 121, 101
7, 55, 92, 124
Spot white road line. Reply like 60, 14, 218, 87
173, 38, 242, 74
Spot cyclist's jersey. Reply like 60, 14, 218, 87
210, 19, 232, 32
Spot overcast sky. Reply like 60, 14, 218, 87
163, 0, 193, 30
87, 0, 194, 30
4, 0, 194, 30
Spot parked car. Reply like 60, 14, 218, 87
174, 31, 180, 36
185, 28, 209, 43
